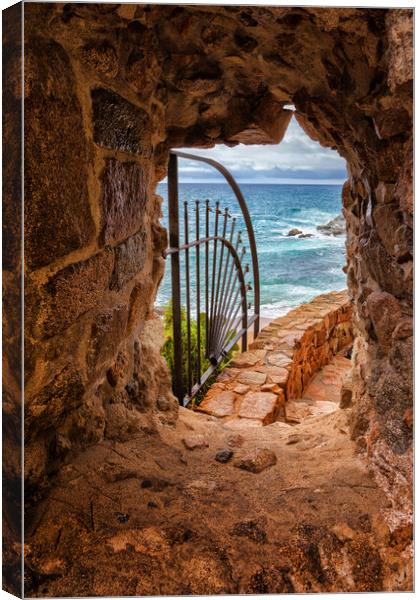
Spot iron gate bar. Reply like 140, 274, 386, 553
205, 200, 210, 356
195, 200, 201, 384
165, 236, 248, 327
213, 207, 229, 355
167, 153, 183, 402
209, 201, 220, 355
212, 216, 237, 355
165, 233, 249, 404
171, 149, 260, 339
183, 201, 192, 393
215, 240, 245, 355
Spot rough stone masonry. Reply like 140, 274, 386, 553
2, 3, 412, 594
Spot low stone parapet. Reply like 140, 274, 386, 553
197, 290, 353, 425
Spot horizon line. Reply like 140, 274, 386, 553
159, 178, 346, 186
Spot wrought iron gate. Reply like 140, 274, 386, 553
165, 150, 260, 406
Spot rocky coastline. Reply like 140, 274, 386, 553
287, 213, 346, 238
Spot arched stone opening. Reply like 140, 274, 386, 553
3, 3, 412, 594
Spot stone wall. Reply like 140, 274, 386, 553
285, 291, 352, 400
248, 291, 353, 400
3, 3, 23, 593
2, 5, 413, 583
22, 3, 181, 490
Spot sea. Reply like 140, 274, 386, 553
156, 182, 346, 320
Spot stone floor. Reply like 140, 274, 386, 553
25, 406, 411, 595
197, 291, 353, 428
24, 292, 413, 595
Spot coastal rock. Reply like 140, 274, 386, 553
287, 228, 303, 236
317, 214, 346, 236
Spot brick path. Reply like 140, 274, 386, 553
197, 290, 353, 428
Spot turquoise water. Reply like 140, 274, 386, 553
156, 182, 346, 319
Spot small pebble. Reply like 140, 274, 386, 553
234, 448, 277, 473
116, 512, 129, 523
286, 434, 300, 445
215, 449, 234, 463
182, 435, 209, 450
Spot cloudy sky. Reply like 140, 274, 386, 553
175, 115, 347, 185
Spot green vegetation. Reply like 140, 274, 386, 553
161, 301, 238, 407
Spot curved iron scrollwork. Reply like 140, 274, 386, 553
165, 151, 260, 406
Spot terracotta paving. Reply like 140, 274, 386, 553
197, 290, 353, 428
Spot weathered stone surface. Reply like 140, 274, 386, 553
285, 401, 313, 424
225, 418, 264, 429
182, 435, 209, 450
227, 434, 245, 448
359, 231, 406, 299
340, 373, 353, 409
110, 230, 148, 291
197, 391, 236, 418
232, 519, 267, 544
286, 434, 300, 445
234, 448, 277, 473
386, 9, 413, 92
25, 36, 95, 270
107, 351, 129, 388
233, 383, 250, 395
237, 371, 267, 386
216, 368, 240, 382
268, 422, 293, 433
373, 108, 410, 140
100, 159, 149, 245
238, 392, 279, 425
228, 98, 292, 144
127, 281, 153, 334
267, 351, 291, 368
35, 249, 114, 338
80, 41, 118, 77
261, 366, 289, 387
103, 392, 144, 442
392, 318, 413, 341
231, 352, 259, 369
3, 8, 22, 274
261, 383, 279, 393
92, 88, 152, 155
87, 305, 129, 371
366, 291, 401, 351
26, 365, 85, 433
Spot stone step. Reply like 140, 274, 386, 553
238, 391, 280, 425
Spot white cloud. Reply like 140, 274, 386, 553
174, 116, 347, 184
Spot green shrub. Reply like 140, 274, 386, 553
161, 301, 238, 407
